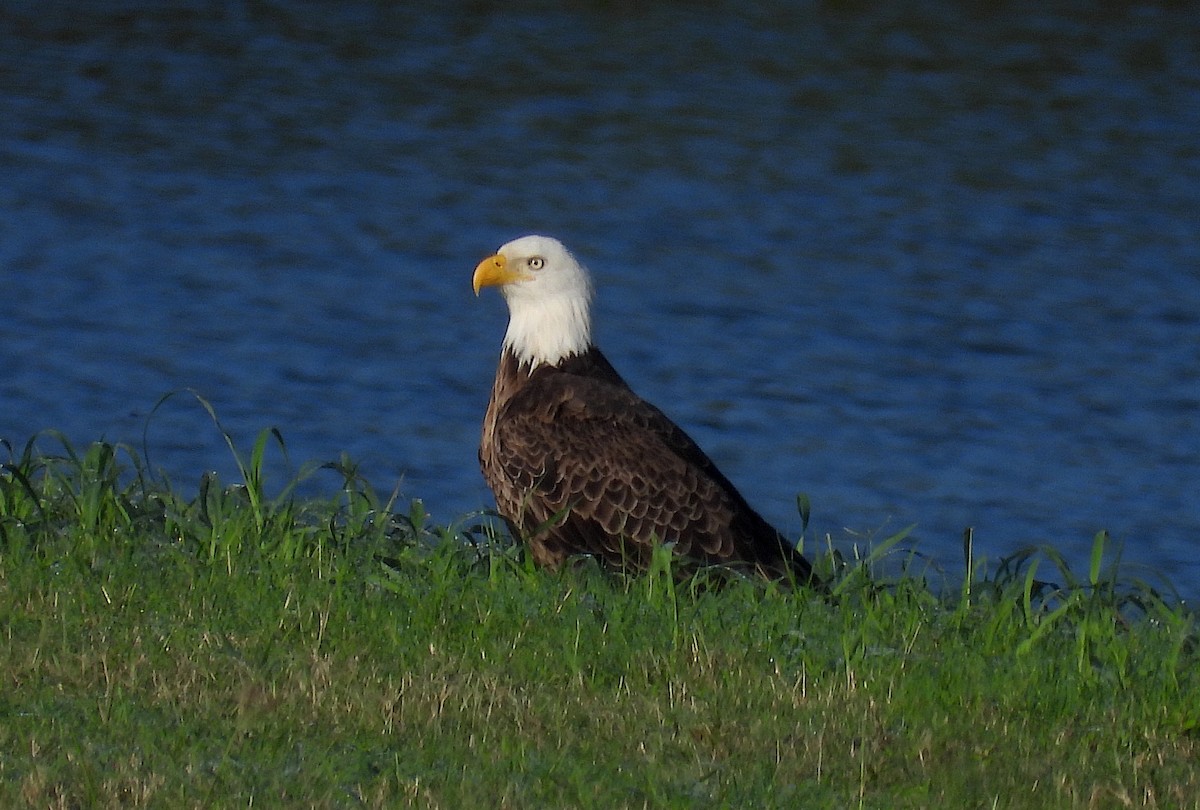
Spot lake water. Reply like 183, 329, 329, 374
2, 2, 1197, 597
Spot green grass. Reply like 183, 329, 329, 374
1, 430, 1198, 809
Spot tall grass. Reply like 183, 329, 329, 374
1, 417, 1197, 808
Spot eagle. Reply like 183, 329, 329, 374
473, 235, 817, 585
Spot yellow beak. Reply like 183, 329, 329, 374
472, 253, 526, 296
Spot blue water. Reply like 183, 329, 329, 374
2, 2, 1198, 596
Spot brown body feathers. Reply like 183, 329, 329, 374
480, 346, 815, 582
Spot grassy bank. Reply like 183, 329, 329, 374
2, 433, 1198, 808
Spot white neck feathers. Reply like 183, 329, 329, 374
502, 289, 592, 368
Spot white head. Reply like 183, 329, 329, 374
473, 235, 594, 368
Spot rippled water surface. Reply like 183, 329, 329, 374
2, 2, 1198, 594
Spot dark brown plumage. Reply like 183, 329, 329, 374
473, 235, 816, 584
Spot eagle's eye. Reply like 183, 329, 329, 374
528, 257, 545, 271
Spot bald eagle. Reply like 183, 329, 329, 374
473, 235, 816, 584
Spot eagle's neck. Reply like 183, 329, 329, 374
502, 290, 592, 369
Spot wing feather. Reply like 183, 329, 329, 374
493, 366, 760, 569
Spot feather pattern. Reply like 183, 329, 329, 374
480, 347, 815, 582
